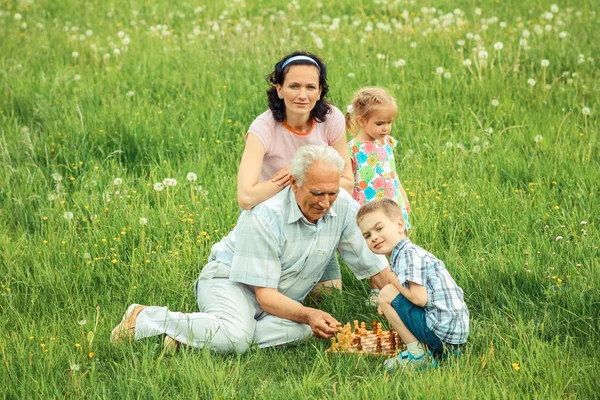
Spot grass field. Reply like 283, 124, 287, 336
1, 0, 599, 398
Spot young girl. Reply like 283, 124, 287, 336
346, 87, 411, 303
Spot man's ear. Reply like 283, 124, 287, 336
290, 176, 298, 193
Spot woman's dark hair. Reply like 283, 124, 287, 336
266, 51, 331, 123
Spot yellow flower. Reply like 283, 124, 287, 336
29, 336, 34, 341
553, 205, 560, 210
75, 343, 81, 348
88, 352, 94, 359
512, 363, 520, 371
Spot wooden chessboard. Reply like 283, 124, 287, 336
326, 320, 406, 357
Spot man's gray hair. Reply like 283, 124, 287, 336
290, 145, 345, 187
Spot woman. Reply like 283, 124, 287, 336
237, 51, 353, 290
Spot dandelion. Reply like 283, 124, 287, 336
463, 59, 472, 67
527, 78, 536, 87
139, 217, 148, 225
64, 211, 74, 220
186, 172, 198, 182
70, 363, 80, 371
153, 182, 164, 192
472, 145, 481, 153
555, 236, 563, 241
347, 72, 355, 78
123, 37, 130, 45
113, 178, 123, 185
72, 51, 79, 58
534, 135, 543, 143
559, 31, 567, 39
410, 42, 417, 48
394, 59, 406, 67
74, 74, 81, 81
478, 51, 488, 60
163, 178, 177, 187
550, 4, 559, 13
457, 39, 465, 46
376, 53, 385, 60
491, 99, 500, 107
86, 29, 93, 36
493, 42, 503, 51
88, 352, 94, 359
581, 221, 587, 226
48, 193, 57, 201
445, 141, 453, 148
435, 67, 444, 75
113, 48, 121, 55
127, 91, 135, 97
466, 32, 473, 39
582, 107, 590, 116
15, 13, 23, 20
512, 363, 520, 371
541, 59, 550, 67
443, 72, 451, 79
78, 319, 87, 325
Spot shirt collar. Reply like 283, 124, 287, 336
286, 187, 337, 225
390, 237, 411, 265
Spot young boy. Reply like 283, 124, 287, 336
356, 198, 469, 371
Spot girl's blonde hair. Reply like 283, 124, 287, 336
345, 87, 398, 136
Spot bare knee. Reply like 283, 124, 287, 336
378, 284, 399, 306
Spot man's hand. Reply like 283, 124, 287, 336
306, 309, 340, 339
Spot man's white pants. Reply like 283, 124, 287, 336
134, 277, 313, 352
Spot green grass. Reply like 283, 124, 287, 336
1, 0, 599, 398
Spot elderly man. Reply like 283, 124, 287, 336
112, 145, 397, 352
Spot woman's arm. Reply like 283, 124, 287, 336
237, 134, 286, 210
331, 139, 354, 194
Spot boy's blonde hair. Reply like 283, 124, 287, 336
345, 87, 398, 135
356, 198, 407, 234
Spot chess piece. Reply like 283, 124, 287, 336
354, 320, 359, 334
376, 337, 382, 353
357, 336, 363, 351
330, 337, 338, 352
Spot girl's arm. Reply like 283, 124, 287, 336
398, 181, 410, 215
331, 139, 355, 194
237, 134, 287, 210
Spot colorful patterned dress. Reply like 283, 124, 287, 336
348, 136, 411, 228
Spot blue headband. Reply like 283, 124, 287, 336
281, 55, 320, 71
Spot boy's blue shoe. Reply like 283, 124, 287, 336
384, 350, 438, 372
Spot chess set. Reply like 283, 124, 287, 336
326, 320, 406, 357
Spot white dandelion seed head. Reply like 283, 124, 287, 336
555, 236, 563, 241
494, 42, 504, 51
473, 34, 481, 41
499, 22, 507, 28
73, 74, 81, 81
580, 221, 587, 226
186, 172, 198, 182
86, 29, 93, 36
153, 182, 164, 192
466, 32, 473, 39
103, 53, 111, 60
78, 319, 87, 325
486, 128, 494, 134
443, 72, 451, 79
14, 13, 22, 20
113, 178, 123, 185
72, 51, 79, 58
491, 99, 500, 107
70, 363, 80, 371
51, 172, 63, 182
463, 58, 472, 67
122, 37, 130, 45
541, 59, 550, 67
193, 27, 201, 36
559, 31, 567, 39
435, 67, 444, 75
445, 141, 453, 148
394, 59, 406, 67
522, 29, 530, 38
127, 91, 135, 97
534, 135, 543, 143
551, 4, 559, 13
64, 211, 74, 220
117, 30, 125, 38
410, 41, 417, 48
457, 39, 465, 46
582, 107, 590, 116
163, 178, 177, 187
212, 23, 220, 32
519, 38, 528, 46
347, 72, 355, 78
113, 48, 121, 55
139, 217, 148, 225
527, 78, 537, 86
48, 193, 57, 201
376, 53, 385, 60
478, 51, 488, 60
472, 145, 481, 153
